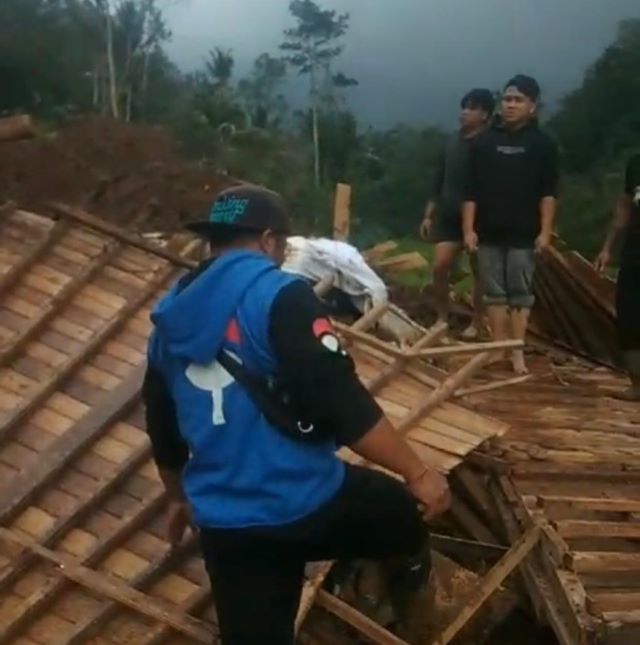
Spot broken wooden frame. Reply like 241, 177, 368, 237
0, 206, 522, 644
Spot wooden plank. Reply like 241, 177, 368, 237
50, 204, 196, 270
395, 352, 491, 437
362, 240, 398, 261
405, 339, 524, 359
137, 587, 211, 645
0, 492, 165, 644
491, 478, 588, 645
0, 241, 126, 368
538, 496, 640, 514
0, 440, 150, 593
0, 220, 68, 298
589, 592, 640, 613
449, 495, 499, 544
337, 323, 523, 361
315, 589, 409, 645
62, 537, 204, 645
296, 562, 334, 632
570, 552, 640, 574
456, 374, 532, 397
375, 251, 428, 273
332, 183, 351, 241
429, 533, 507, 563
555, 520, 640, 540
0, 528, 212, 643
0, 366, 144, 525
431, 525, 541, 645
0, 252, 177, 445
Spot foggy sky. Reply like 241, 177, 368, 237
165, 0, 640, 128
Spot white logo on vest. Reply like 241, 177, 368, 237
186, 353, 239, 425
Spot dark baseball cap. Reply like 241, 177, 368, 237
504, 74, 541, 101
186, 185, 292, 240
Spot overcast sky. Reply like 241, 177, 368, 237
165, 0, 640, 128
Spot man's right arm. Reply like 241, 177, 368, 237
595, 196, 631, 272
269, 282, 451, 520
462, 144, 480, 252
142, 366, 189, 497
142, 364, 193, 544
420, 148, 446, 238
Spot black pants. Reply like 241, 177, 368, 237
617, 263, 640, 351
200, 465, 428, 645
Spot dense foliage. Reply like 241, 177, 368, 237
1, 0, 638, 257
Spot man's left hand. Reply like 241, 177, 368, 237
167, 500, 194, 546
535, 233, 552, 254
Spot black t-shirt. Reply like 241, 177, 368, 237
464, 122, 559, 248
431, 134, 473, 223
622, 155, 640, 266
143, 276, 382, 471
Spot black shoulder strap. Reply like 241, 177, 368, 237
216, 350, 301, 434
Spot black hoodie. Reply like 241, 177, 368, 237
464, 121, 559, 248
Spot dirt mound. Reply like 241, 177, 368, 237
0, 117, 234, 230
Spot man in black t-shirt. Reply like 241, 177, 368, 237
142, 185, 450, 644
463, 75, 559, 374
420, 89, 495, 337
595, 155, 640, 401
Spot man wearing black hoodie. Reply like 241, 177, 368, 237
462, 75, 559, 374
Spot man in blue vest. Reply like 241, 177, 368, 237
143, 185, 451, 645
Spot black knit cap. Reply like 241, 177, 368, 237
461, 88, 496, 115
186, 185, 291, 241
504, 74, 541, 101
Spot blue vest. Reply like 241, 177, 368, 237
148, 251, 345, 528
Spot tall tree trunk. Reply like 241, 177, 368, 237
140, 48, 151, 117
105, 9, 119, 118
125, 85, 133, 122
92, 64, 100, 109
310, 66, 321, 188
312, 103, 321, 188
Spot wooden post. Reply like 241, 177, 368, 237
0, 115, 35, 141
316, 590, 409, 645
333, 183, 351, 241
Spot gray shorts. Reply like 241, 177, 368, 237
477, 246, 536, 308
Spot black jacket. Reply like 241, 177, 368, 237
464, 122, 559, 248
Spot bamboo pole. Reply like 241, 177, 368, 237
333, 183, 351, 241
368, 321, 448, 394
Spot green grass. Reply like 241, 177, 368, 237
377, 237, 474, 298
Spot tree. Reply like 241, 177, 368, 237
238, 53, 287, 129
205, 48, 235, 88
281, 0, 353, 187
551, 19, 640, 172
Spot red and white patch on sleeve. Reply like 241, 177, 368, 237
225, 319, 241, 345
312, 317, 345, 354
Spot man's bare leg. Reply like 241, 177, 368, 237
486, 305, 510, 364
461, 253, 485, 339
615, 350, 640, 401
432, 242, 461, 324
510, 307, 531, 374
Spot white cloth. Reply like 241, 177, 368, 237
283, 236, 388, 308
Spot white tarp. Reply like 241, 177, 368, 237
283, 236, 388, 308
283, 236, 425, 342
